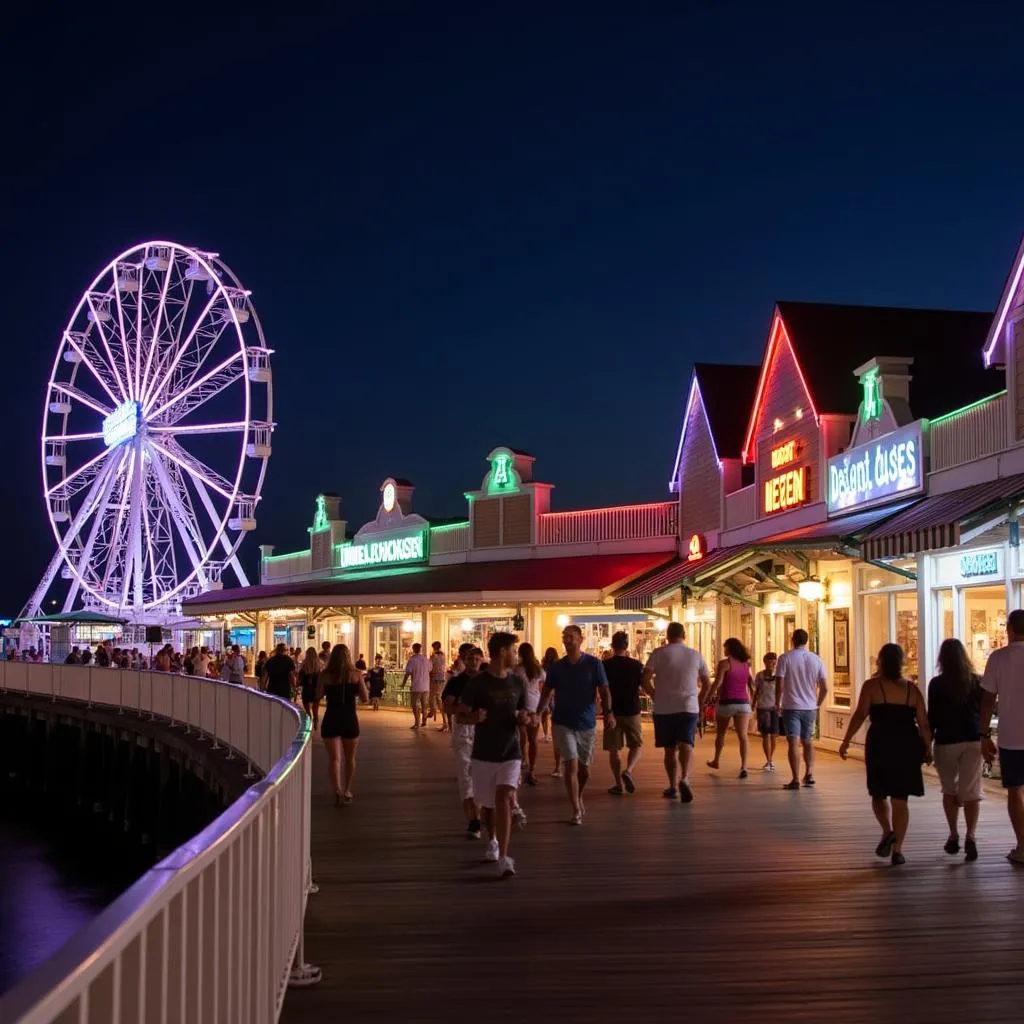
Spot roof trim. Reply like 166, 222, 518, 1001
669, 374, 720, 493
983, 235, 1024, 367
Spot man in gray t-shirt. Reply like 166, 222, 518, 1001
775, 630, 828, 790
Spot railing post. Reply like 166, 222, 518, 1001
211, 681, 221, 750
244, 696, 256, 778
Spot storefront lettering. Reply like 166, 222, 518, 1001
339, 531, 427, 570
764, 467, 807, 514
770, 440, 797, 469
826, 422, 923, 516
960, 550, 998, 579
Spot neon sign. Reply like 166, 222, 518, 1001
827, 422, 922, 516
862, 368, 882, 422
339, 530, 427, 570
960, 550, 998, 579
382, 481, 396, 512
102, 400, 139, 448
687, 533, 706, 562
764, 467, 807, 514
487, 451, 517, 495
313, 495, 329, 532
770, 440, 797, 469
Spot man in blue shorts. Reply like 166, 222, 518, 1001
775, 629, 828, 790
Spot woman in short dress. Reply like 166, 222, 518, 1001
318, 644, 368, 805
366, 653, 387, 711
515, 642, 546, 787
542, 647, 561, 774
840, 643, 933, 866
706, 638, 754, 779
298, 647, 321, 729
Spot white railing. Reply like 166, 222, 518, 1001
430, 523, 470, 554
261, 550, 312, 582
930, 392, 1009, 472
0, 662, 313, 1024
723, 484, 756, 529
538, 501, 678, 545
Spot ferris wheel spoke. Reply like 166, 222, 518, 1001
147, 446, 210, 589
145, 349, 243, 422
140, 487, 165, 605
47, 445, 113, 499
148, 421, 248, 436
122, 444, 147, 609
138, 252, 177, 405
53, 447, 126, 576
145, 436, 234, 500
140, 287, 221, 411
50, 381, 113, 419
62, 332, 124, 409
139, 275, 193, 410
110, 277, 136, 400
90, 447, 134, 597
47, 431, 107, 443
85, 293, 131, 402
190, 470, 250, 586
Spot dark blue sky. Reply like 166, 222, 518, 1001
3, 5, 1024, 613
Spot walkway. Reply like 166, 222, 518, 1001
283, 713, 1024, 1024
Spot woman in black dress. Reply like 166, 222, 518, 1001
318, 644, 368, 804
840, 644, 933, 865
366, 654, 387, 711
298, 647, 321, 729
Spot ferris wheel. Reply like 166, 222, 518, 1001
25, 240, 273, 621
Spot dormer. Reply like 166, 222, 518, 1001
465, 447, 552, 548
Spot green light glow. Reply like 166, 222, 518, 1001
312, 495, 329, 532
487, 451, 517, 495
337, 529, 428, 570
263, 549, 310, 561
929, 390, 1007, 426
430, 521, 470, 533
862, 369, 882, 423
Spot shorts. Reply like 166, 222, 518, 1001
999, 747, 1024, 789
470, 758, 521, 809
553, 725, 597, 766
717, 702, 751, 718
933, 741, 984, 803
653, 712, 699, 749
451, 723, 475, 801
782, 708, 817, 741
757, 708, 779, 735
411, 690, 429, 713
602, 714, 643, 752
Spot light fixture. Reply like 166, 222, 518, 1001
654, 619, 668, 631
868, 578, 882, 589
340, 621, 352, 634
460, 618, 474, 632
798, 579, 825, 602
402, 619, 418, 632
795, 408, 803, 419
773, 417, 783, 432
556, 614, 570, 628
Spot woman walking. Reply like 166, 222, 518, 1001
298, 647, 321, 729
928, 639, 983, 862
515, 642, 546, 786
840, 643, 932, 865
752, 652, 779, 771
318, 644, 368, 805
706, 638, 754, 778
542, 646, 561, 774
366, 653, 387, 710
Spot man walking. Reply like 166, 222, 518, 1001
641, 622, 709, 803
429, 640, 448, 730
603, 631, 645, 795
443, 643, 483, 839
457, 633, 529, 877
538, 624, 614, 825
981, 608, 1024, 864
775, 629, 828, 790
226, 644, 247, 685
403, 642, 431, 729
264, 642, 296, 701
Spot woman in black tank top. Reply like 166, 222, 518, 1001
317, 643, 368, 805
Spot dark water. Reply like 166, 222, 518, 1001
0, 819, 129, 997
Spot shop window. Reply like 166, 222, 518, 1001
372, 621, 421, 670
895, 592, 919, 683
448, 616, 515, 664
963, 585, 1007, 672
830, 607, 851, 708
864, 594, 888, 678
739, 612, 754, 658
936, 588, 954, 641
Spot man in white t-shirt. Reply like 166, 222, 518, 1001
403, 643, 432, 730
981, 609, 1024, 864
429, 641, 448, 730
641, 622, 710, 804
775, 629, 828, 790
194, 646, 212, 679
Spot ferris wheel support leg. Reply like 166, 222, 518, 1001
147, 447, 211, 591
21, 547, 68, 620
190, 472, 251, 588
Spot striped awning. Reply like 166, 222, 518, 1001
860, 474, 1024, 560
613, 545, 755, 610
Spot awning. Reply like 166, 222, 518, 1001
860, 474, 1024, 560
614, 545, 755, 610
762, 502, 916, 550
183, 552, 674, 616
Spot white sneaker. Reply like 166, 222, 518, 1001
484, 839, 500, 862
512, 806, 527, 829
570, 812, 583, 826
499, 855, 516, 878
761, 762, 772, 772
769, 762, 776, 772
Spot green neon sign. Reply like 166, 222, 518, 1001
487, 451, 517, 495
312, 495, 329, 532
862, 369, 882, 423
338, 530, 428, 570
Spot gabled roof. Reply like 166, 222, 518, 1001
983, 235, 1024, 367
669, 363, 759, 491
743, 301, 999, 460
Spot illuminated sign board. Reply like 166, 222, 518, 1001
764, 467, 808, 514
382, 481, 397, 512
960, 550, 999, 579
827, 421, 923, 517
770, 440, 797, 469
339, 530, 427, 570
102, 400, 139, 448
687, 533, 706, 561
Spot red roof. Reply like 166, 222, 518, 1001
861, 475, 1024, 559
184, 552, 674, 611
615, 545, 755, 609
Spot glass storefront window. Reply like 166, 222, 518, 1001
936, 588, 954, 641
895, 592, 919, 683
962, 585, 1007, 672
864, 594, 888, 677
448, 617, 514, 664
372, 621, 421, 670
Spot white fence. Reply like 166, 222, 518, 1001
723, 484, 756, 530
538, 501, 678, 545
929, 391, 1009, 473
0, 662, 313, 1024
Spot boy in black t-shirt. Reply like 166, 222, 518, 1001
443, 643, 483, 838
457, 633, 532, 878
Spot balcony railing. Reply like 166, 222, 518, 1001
723, 484, 756, 530
538, 501, 678, 545
930, 391, 1009, 473
262, 550, 312, 582
0, 663, 314, 1024
430, 523, 470, 554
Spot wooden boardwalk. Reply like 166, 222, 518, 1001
282, 712, 1024, 1024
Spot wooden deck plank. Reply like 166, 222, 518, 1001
283, 712, 1024, 1024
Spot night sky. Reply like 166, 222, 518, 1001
3, 5, 1024, 615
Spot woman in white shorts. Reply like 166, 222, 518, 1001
516, 642, 546, 787
927, 639, 984, 862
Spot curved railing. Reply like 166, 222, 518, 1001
0, 661, 314, 1024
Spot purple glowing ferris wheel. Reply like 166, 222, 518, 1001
24, 241, 274, 622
